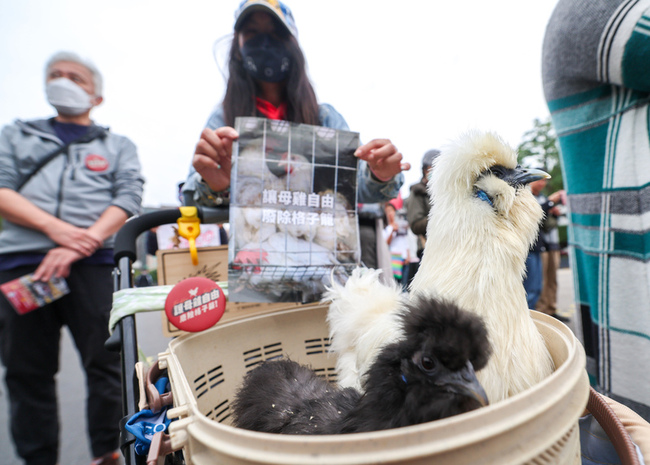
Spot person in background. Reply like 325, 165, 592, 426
403, 149, 438, 287
382, 197, 411, 286
357, 202, 386, 269
543, 0, 650, 419
181, 0, 409, 210
406, 149, 439, 260
403, 223, 421, 287
536, 186, 566, 321
0, 51, 144, 465
523, 177, 566, 318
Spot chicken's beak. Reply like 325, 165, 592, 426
501, 166, 551, 187
442, 361, 489, 407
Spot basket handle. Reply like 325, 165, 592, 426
587, 387, 641, 465
146, 361, 174, 413
146, 431, 176, 465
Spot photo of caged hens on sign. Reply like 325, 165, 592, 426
228, 117, 361, 304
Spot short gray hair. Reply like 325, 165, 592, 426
45, 51, 103, 97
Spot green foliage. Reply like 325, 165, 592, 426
517, 117, 564, 194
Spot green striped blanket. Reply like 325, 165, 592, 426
543, 0, 650, 419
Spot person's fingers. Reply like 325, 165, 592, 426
85, 231, 103, 247
34, 248, 80, 281
355, 138, 392, 158
372, 151, 403, 168
78, 236, 99, 255
196, 129, 225, 160
366, 148, 406, 181
219, 150, 233, 172
215, 126, 239, 140
77, 231, 101, 254
193, 152, 222, 172
369, 143, 399, 163
191, 126, 237, 193
66, 239, 93, 257
57, 263, 71, 279
32, 263, 51, 282
33, 258, 59, 281
47, 224, 96, 255
195, 127, 239, 168
204, 127, 239, 158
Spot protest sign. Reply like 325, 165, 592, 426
228, 117, 360, 303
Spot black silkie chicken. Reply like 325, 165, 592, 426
231, 296, 491, 434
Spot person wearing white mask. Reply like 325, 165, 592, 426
0, 51, 144, 465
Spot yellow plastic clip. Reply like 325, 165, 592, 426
177, 206, 201, 265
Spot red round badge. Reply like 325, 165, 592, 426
85, 154, 109, 172
164, 277, 226, 332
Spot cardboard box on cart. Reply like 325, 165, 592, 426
156, 245, 307, 337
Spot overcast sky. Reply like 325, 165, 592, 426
0, 0, 559, 207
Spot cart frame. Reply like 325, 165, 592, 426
106, 207, 228, 465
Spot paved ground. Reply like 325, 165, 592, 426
0, 268, 581, 465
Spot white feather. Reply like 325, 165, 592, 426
326, 130, 554, 404
323, 268, 406, 390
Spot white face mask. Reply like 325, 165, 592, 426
46, 78, 93, 116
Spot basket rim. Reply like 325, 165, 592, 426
164, 307, 588, 450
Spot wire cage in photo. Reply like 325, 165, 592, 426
228, 117, 361, 303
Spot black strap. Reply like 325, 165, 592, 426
16, 126, 106, 191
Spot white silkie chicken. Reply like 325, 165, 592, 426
325, 130, 555, 403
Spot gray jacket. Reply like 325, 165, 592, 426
0, 118, 144, 254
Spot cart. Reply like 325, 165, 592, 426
107, 207, 640, 465
107, 206, 228, 465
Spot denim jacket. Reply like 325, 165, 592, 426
182, 104, 403, 207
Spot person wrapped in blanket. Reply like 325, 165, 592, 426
543, 0, 650, 420
544, 0, 650, 460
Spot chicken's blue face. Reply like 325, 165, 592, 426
474, 164, 549, 213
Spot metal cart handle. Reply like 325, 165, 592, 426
113, 207, 229, 263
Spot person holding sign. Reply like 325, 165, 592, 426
182, 0, 410, 207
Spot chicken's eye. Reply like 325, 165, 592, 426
489, 165, 508, 177
419, 355, 437, 373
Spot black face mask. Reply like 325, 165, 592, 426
240, 33, 292, 83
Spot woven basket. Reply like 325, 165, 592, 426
159, 306, 589, 464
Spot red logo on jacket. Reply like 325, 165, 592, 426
85, 154, 109, 172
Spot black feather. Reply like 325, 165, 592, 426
232, 295, 491, 434
399, 294, 491, 373
231, 359, 360, 434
